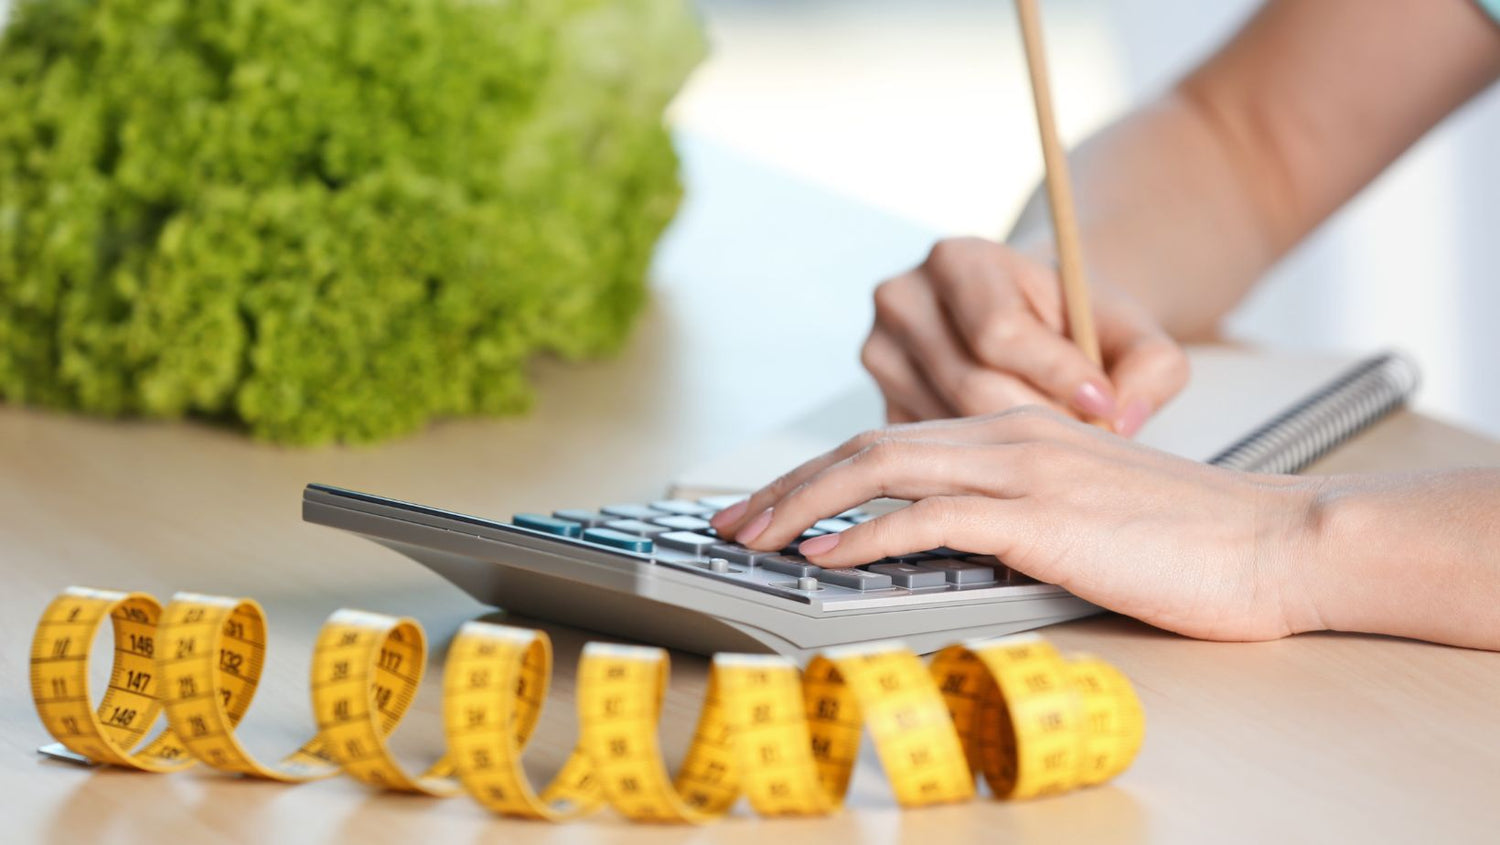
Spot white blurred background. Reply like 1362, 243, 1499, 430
671, 0, 1500, 437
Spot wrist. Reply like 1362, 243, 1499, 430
1249, 474, 1336, 637
1281, 475, 1398, 636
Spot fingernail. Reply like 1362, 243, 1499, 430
711, 499, 748, 529
735, 508, 773, 545
1114, 399, 1150, 438
798, 533, 840, 557
1073, 381, 1116, 418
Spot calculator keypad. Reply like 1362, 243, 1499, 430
518, 499, 1028, 603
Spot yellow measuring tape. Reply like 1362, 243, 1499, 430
29, 586, 1143, 823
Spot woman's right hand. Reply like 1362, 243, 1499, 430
861, 237, 1189, 435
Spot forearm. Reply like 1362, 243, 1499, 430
1007, 93, 1278, 339
1295, 469, 1500, 650
1008, 0, 1500, 341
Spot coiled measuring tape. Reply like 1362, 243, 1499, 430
29, 586, 1143, 823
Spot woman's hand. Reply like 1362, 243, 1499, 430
709, 407, 1325, 642
862, 237, 1189, 435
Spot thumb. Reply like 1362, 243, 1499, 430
1105, 332, 1189, 437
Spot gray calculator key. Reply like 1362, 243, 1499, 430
655, 531, 721, 554
922, 560, 999, 585
651, 499, 714, 516
582, 527, 653, 554
553, 509, 612, 528
814, 518, 856, 533
886, 552, 937, 564
653, 514, 713, 532
762, 556, 821, 577
605, 519, 669, 537
601, 503, 668, 521
815, 568, 893, 591
697, 495, 747, 511
867, 563, 948, 589
708, 544, 775, 566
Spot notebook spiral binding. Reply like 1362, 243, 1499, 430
1208, 352, 1421, 474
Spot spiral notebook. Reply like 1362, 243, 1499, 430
669, 347, 1420, 498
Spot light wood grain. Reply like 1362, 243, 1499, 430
5, 386, 1499, 844
1014, 0, 1100, 367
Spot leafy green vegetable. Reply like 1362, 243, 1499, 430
0, 0, 701, 444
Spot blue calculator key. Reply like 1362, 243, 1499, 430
513, 513, 583, 538
582, 528, 654, 554
553, 509, 612, 528
601, 503, 668, 521
814, 518, 856, 533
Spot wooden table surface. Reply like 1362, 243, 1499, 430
4, 137, 1500, 843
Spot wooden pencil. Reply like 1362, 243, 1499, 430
1014, 0, 1102, 367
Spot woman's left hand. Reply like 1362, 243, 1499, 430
709, 406, 1325, 642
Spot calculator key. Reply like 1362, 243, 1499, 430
605, 519, 669, 537
553, 509, 612, 528
582, 528, 654, 554
513, 513, 584, 538
928, 547, 968, 558
922, 560, 999, 585
838, 508, 868, 520
762, 556, 821, 577
697, 495, 748, 511
886, 552, 937, 564
601, 504, 668, 521
846, 513, 876, 524
651, 499, 715, 516
815, 568, 893, 591
814, 518, 856, 533
867, 563, 948, 589
708, 544, 775, 566
655, 531, 721, 554
652, 514, 713, 532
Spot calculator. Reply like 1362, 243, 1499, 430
303, 483, 1101, 661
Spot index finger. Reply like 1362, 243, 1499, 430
709, 407, 1089, 539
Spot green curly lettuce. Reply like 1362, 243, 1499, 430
0, 0, 702, 444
